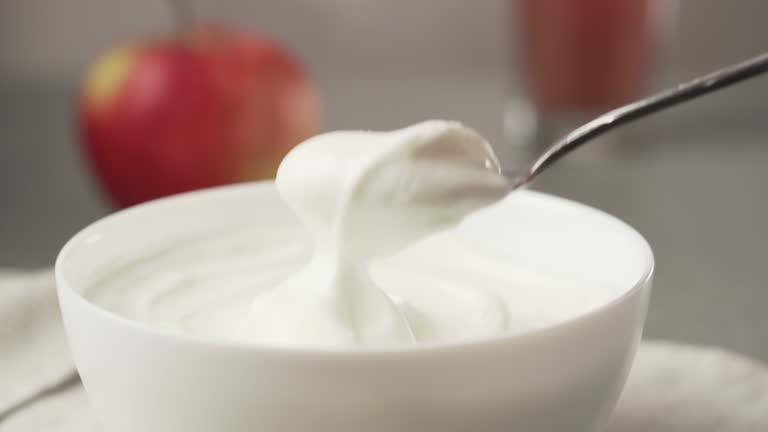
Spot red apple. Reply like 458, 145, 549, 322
79, 24, 320, 208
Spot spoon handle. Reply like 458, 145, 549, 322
512, 51, 768, 189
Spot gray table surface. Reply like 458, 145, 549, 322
2, 76, 767, 361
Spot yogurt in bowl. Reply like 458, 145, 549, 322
56, 122, 653, 432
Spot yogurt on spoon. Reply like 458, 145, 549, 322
86, 120, 619, 349
240, 120, 511, 347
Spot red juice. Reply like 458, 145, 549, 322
515, 0, 657, 113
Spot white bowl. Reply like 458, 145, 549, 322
56, 182, 653, 432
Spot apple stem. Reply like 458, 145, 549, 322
168, 0, 196, 33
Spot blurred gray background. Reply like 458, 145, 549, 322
1, 0, 767, 359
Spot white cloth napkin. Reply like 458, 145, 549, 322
0, 270, 79, 420
1, 269, 767, 432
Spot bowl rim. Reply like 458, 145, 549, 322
55, 181, 654, 358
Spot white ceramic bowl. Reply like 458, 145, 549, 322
56, 182, 653, 432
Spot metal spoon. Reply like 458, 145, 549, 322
506, 52, 768, 190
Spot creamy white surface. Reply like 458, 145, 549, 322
86, 221, 618, 343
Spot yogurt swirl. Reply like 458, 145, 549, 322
240, 120, 510, 346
